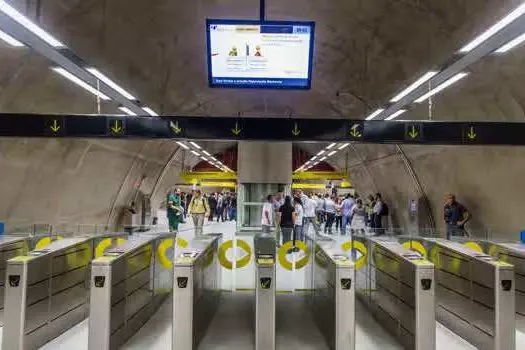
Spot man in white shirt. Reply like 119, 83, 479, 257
303, 195, 321, 238
261, 194, 274, 234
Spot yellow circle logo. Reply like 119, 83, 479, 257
157, 237, 191, 269
35, 235, 64, 250
463, 241, 483, 253
218, 239, 252, 270
402, 240, 428, 258
95, 237, 127, 258
278, 241, 310, 271
341, 240, 368, 270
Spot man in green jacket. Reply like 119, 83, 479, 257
167, 188, 183, 232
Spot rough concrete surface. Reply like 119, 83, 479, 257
1, 0, 525, 237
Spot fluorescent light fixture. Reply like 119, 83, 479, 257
390, 71, 438, 102
0, 0, 64, 47
327, 143, 337, 149
87, 68, 135, 100
338, 143, 349, 150
311, 156, 317, 161
365, 109, 384, 120
460, 3, 525, 53
201, 156, 208, 161
52, 67, 110, 100
142, 107, 158, 116
385, 110, 407, 121
496, 32, 525, 53
328, 151, 337, 156
0, 29, 24, 47
203, 150, 211, 156
317, 150, 325, 156
189, 142, 201, 149
415, 73, 469, 103
118, 106, 136, 116
191, 151, 200, 156
176, 142, 189, 149
320, 157, 327, 161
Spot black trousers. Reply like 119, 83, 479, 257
325, 213, 335, 234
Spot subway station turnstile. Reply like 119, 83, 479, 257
310, 238, 356, 350
172, 234, 222, 350
410, 238, 516, 350
254, 234, 276, 350
88, 234, 173, 350
2, 234, 126, 350
354, 236, 436, 350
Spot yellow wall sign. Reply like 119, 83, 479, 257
341, 240, 368, 270
278, 241, 310, 271
218, 239, 252, 270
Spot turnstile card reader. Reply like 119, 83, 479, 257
254, 234, 276, 350
173, 234, 222, 350
312, 241, 356, 350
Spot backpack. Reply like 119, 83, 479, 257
380, 202, 389, 216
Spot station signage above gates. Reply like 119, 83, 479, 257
0, 113, 524, 145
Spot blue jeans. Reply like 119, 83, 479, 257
341, 215, 352, 235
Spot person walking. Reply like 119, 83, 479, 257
261, 194, 274, 234
324, 194, 336, 234
335, 197, 343, 233
167, 189, 183, 233
373, 193, 387, 235
366, 195, 375, 228
229, 193, 237, 221
303, 194, 321, 238
293, 197, 304, 242
277, 196, 295, 245
341, 194, 355, 235
188, 189, 210, 237
444, 194, 471, 239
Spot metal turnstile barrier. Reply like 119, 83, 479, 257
172, 234, 222, 350
88, 233, 173, 350
310, 239, 355, 350
354, 236, 436, 350
410, 238, 516, 350
254, 234, 276, 350
0, 236, 29, 325
2, 234, 126, 350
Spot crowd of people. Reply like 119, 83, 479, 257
166, 188, 237, 235
263, 189, 390, 245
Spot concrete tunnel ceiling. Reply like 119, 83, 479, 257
1, 0, 525, 236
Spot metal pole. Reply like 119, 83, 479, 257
260, 0, 266, 22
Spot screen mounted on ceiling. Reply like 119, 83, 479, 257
206, 19, 315, 89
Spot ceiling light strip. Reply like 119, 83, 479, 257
390, 71, 438, 102
496, 31, 525, 53
119, 106, 136, 116
0, 0, 64, 47
0, 29, 23, 46
365, 109, 385, 121
415, 73, 468, 103
385, 110, 407, 121
460, 3, 525, 53
87, 68, 136, 100
142, 107, 158, 116
52, 67, 110, 100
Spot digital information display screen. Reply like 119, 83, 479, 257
207, 19, 315, 89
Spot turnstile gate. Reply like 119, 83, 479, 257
172, 234, 222, 350
88, 234, 173, 350
354, 236, 436, 350
413, 238, 516, 350
2, 234, 126, 350
310, 238, 355, 350
254, 234, 276, 350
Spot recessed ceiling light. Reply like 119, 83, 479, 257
338, 143, 349, 150
191, 151, 200, 156
327, 143, 337, 149
87, 68, 136, 100
176, 142, 189, 149
385, 110, 407, 121
142, 107, 158, 116
317, 150, 325, 156
118, 106, 136, 116
415, 73, 468, 103
189, 142, 201, 149
328, 151, 337, 156
390, 71, 438, 102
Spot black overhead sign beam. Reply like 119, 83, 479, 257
0, 113, 524, 145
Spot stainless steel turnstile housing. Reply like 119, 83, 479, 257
354, 236, 436, 350
254, 234, 276, 350
88, 234, 173, 350
420, 238, 516, 350
2, 234, 126, 350
311, 240, 355, 350
172, 234, 222, 350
